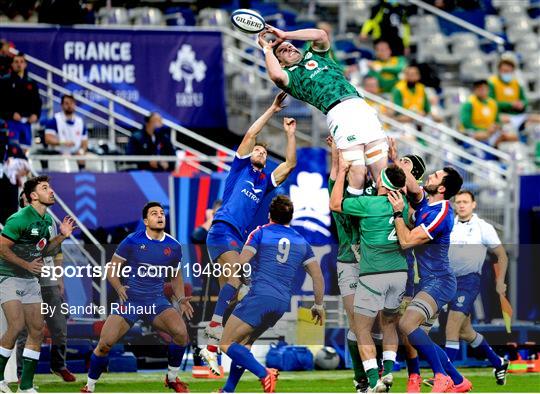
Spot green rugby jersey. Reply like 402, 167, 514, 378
342, 194, 409, 276
0, 205, 54, 278
328, 179, 377, 263
283, 46, 361, 114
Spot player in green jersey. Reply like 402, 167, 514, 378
330, 158, 408, 393
0, 175, 76, 393
258, 25, 388, 198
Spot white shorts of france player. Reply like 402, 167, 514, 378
354, 271, 407, 317
327, 98, 385, 150
0, 276, 42, 304
337, 261, 360, 298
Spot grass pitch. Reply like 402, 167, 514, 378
15, 369, 540, 392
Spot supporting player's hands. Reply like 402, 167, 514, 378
178, 296, 194, 320
325, 136, 334, 148
60, 216, 78, 238
271, 91, 288, 113
388, 191, 405, 213
310, 304, 325, 326
387, 137, 398, 162
496, 280, 507, 296
337, 150, 351, 173
283, 117, 296, 135
27, 257, 44, 275
116, 285, 129, 303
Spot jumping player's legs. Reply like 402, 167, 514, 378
365, 138, 389, 183
153, 308, 190, 390
83, 315, 130, 392
341, 146, 367, 193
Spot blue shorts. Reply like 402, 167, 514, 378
448, 273, 481, 315
206, 221, 244, 262
232, 293, 289, 331
111, 295, 173, 325
418, 274, 457, 312
7, 120, 32, 147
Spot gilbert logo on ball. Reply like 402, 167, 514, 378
230, 9, 265, 34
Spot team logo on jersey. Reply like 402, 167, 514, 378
140, 244, 147, 250
36, 238, 47, 251
304, 52, 313, 60
305, 60, 318, 71
31, 228, 39, 236
230, 240, 239, 247
481, 107, 491, 116
164, 247, 172, 256
241, 181, 262, 202
456, 295, 465, 307
48, 226, 53, 236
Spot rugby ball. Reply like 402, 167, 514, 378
230, 9, 265, 34
314, 347, 340, 370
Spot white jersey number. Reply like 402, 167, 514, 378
276, 237, 291, 263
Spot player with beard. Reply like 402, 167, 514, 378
202, 93, 297, 373
387, 166, 473, 393
0, 175, 76, 393
81, 202, 193, 393
258, 25, 387, 198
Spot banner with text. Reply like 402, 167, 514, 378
0, 26, 227, 128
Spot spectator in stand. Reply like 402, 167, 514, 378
367, 40, 407, 94
488, 57, 536, 133
0, 53, 42, 150
127, 112, 176, 171
362, 75, 389, 117
0, 39, 14, 77
392, 64, 431, 121
0, 120, 30, 225
191, 200, 222, 244
360, 0, 411, 56
44, 94, 88, 157
16, 191, 76, 382
460, 80, 518, 147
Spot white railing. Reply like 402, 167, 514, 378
408, 0, 506, 50
11, 47, 234, 174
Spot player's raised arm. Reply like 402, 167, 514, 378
258, 32, 289, 86
266, 25, 330, 52
329, 151, 351, 213
387, 191, 431, 249
271, 117, 297, 185
236, 92, 287, 157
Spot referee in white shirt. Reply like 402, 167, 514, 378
44, 95, 88, 156
446, 190, 509, 385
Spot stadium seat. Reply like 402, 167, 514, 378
198, 8, 229, 27
97, 7, 130, 25
131, 7, 164, 26
164, 7, 196, 26
485, 15, 504, 34
459, 57, 490, 82
416, 15, 441, 37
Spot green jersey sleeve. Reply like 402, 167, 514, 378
1, 216, 22, 242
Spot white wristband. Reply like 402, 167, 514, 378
312, 303, 324, 311
263, 46, 272, 55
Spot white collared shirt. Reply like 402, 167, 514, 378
449, 214, 501, 276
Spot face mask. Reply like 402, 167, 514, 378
500, 73, 513, 83
406, 81, 416, 89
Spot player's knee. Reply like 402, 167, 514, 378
8, 315, 25, 335
172, 331, 189, 347
26, 320, 44, 340
398, 316, 414, 335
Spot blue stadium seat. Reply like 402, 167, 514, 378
164, 7, 196, 26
